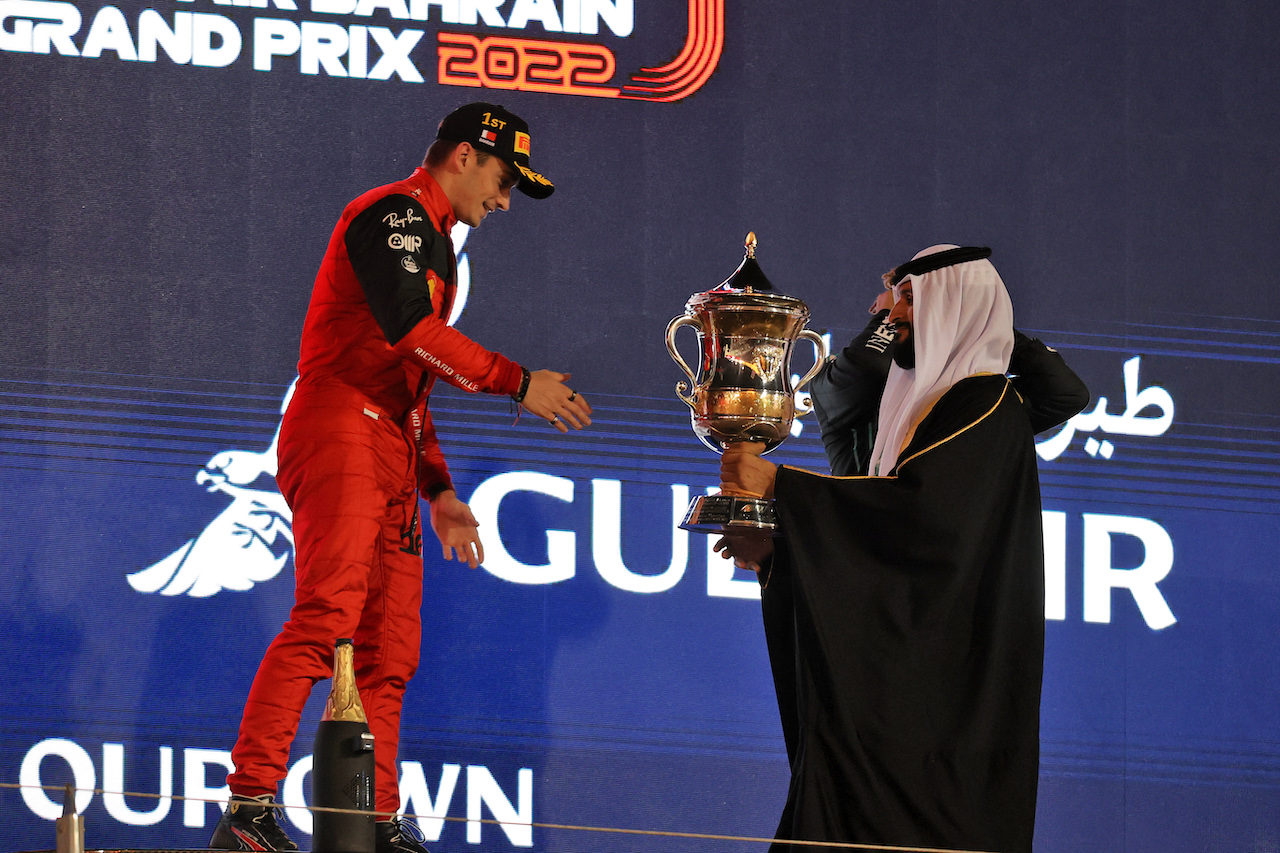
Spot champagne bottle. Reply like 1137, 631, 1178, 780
313, 638, 376, 853
55, 784, 84, 853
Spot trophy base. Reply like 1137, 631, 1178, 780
679, 493, 778, 535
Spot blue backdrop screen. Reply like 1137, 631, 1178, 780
2, 1, 1279, 851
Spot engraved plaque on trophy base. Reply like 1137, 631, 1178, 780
680, 493, 778, 534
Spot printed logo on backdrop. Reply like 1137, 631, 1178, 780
1035, 355, 1174, 461
126, 381, 298, 597
127, 223, 474, 598
126, 347, 1181, 633
0, 0, 724, 101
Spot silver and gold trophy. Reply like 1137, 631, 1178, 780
666, 233, 827, 533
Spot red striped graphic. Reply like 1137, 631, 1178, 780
620, 0, 724, 101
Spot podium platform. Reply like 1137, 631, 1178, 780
17, 849, 219, 853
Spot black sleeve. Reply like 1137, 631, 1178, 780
809, 309, 897, 476
759, 541, 799, 769
344, 194, 454, 345
1008, 330, 1091, 434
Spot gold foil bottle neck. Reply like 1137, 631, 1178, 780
321, 639, 367, 723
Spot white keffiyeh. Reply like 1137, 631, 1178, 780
867, 245, 1015, 476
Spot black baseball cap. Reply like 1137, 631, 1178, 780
436, 102, 554, 199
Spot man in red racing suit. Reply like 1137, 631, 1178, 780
212, 103, 592, 853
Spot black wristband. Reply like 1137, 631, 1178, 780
424, 481, 452, 501
511, 366, 531, 404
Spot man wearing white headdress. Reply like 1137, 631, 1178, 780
870, 244, 1016, 474
719, 246, 1066, 853
808, 246, 1088, 477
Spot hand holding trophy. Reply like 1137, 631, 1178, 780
666, 232, 827, 533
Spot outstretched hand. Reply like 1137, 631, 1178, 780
429, 489, 484, 569
520, 370, 593, 433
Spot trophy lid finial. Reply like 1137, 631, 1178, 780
717, 230, 773, 292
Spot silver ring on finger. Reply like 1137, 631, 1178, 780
568, 391, 577, 401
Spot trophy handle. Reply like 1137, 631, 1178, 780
792, 329, 829, 416
665, 314, 701, 409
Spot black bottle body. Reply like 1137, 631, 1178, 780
313, 719, 375, 852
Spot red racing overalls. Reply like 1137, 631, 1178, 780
228, 168, 523, 814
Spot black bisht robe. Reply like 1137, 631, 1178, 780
764, 374, 1045, 853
